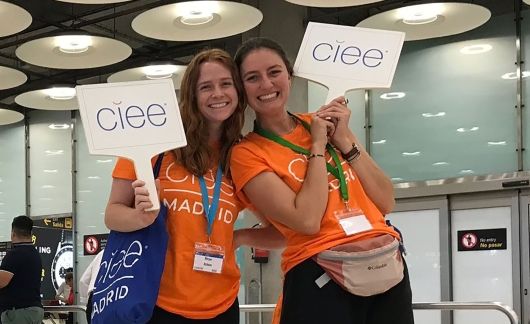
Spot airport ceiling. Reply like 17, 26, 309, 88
0, 0, 522, 108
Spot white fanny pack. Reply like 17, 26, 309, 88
314, 234, 404, 296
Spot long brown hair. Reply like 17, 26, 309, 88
174, 48, 246, 177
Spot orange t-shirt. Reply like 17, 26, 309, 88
112, 153, 244, 319
230, 113, 398, 275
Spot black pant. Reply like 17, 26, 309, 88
147, 298, 239, 324
280, 258, 414, 324
86, 291, 94, 323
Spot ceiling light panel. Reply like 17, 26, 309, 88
0, 1, 32, 37
357, 3, 491, 41
132, 1, 263, 41
16, 35, 131, 69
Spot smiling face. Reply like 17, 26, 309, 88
240, 48, 291, 116
196, 61, 238, 129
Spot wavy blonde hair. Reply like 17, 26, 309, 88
173, 48, 246, 177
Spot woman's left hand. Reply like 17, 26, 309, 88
315, 96, 353, 152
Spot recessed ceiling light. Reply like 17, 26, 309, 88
178, 2, 219, 26
391, 177, 404, 182
48, 123, 70, 130
501, 71, 530, 80
487, 141, 507, 146
380, 92, 406, 100
55, 35, 92, 54
457, 126, 479, 133
460, 44, 492, 55
96, 159, 113, 163
402, 151, 421, 156
432, 161, 449, 166
87, 176, 101, 180
41, 185, 55, 189
78, 190, 92, 193
142, 64, 179, 80
372, 139, 386, 144
398, 3, 444, 25
422, 112, 446, 118
43, 87, 76, 100
180, 11, 214, 25
43, 169, 58, 173
459, 169, 474, 174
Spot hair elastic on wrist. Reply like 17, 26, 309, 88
341, 143, 360, 161
308, 153, 325, 160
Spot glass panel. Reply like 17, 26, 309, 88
28, 110, 72, 216
372, 12, 517, 182
74, 114, 114, 286
308, 81, 366, 146
0, 122, 25, 240
387, 209, 441, 324
522, 7, 530, 170
452, 206, 513, 324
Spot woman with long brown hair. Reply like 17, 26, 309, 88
104, 48, 282, 323
231, 38, 414, 324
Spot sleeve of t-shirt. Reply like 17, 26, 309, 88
0, 250, 17, 274
112, 154, 163, 180
112, 158, 137, 180
230, 142, 273, 207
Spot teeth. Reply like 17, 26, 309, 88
210, 102, 228, 108
259, 92, 277, 101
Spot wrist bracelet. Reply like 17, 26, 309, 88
346, 150, 361, 163
341, 143, 360, 161
308, 153, 325, 160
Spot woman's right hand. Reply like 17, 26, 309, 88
310, 114, 334, 150
131, 179, 160, 227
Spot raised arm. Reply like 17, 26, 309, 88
105, 179, 159, 232
241, 116, 334, 235
316, 97, 395, 214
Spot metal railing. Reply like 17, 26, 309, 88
44, 305, 86, 313
44, 301, 519, 324
239, 302, 519, 324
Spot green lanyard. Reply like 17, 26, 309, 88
253, 113, 349, 204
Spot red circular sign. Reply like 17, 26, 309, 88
84, 236, 99, 254
461, 233, 478, 249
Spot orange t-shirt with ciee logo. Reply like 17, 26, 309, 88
112, 152, 244, 319
230, 113, 399, 275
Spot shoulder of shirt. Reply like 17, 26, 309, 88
294, 112, 312, 122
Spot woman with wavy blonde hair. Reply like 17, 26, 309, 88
104, 48, 283, 324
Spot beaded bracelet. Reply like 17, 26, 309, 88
308, 153, 325, 160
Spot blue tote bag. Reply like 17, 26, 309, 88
91, 153, 168, 324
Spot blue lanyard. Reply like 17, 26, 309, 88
198, 165, 223, 237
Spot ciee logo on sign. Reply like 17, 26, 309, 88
91, 240, 143, 317
311, 40, 385, 68
96, 101, 167, 132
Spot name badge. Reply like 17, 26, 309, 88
193, 242, 224, 274
335, 207, 373, 236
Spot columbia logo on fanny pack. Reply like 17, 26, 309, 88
367, 263, 387, 271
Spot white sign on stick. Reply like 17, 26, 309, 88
76, 78, 186, 211
294, 22, 405, 103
